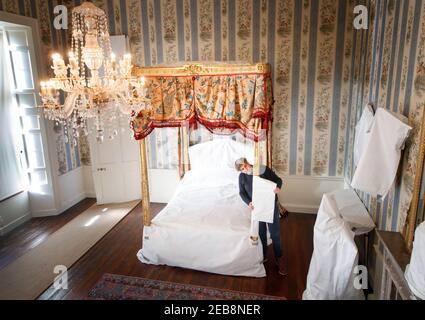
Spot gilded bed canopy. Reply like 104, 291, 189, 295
130, 62, 274, 142
129, 62, 275, 227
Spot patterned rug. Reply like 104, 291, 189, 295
88, 273, 286, 300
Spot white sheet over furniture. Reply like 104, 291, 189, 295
137, 167, 266, 277
351, 108, 411, 197
353, 104, 374, 167
303, 189, 375, 300
405, 221, 425, 300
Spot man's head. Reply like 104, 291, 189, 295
235, 158, 253, 174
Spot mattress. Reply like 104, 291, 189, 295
137, 168, 266, 277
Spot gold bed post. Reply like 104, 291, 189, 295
253, 120, 262, 176
250, 121, 262, 245
267, 123, 272, 168
182, 122, 190, 175
177, 123, 190, 179
139, 139, 151, 226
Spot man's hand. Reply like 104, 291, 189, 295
248, 202, 254, 210
274, 187, 281, 194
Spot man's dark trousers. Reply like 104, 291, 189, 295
238, 165, 283, 260
259, 196, 282, 259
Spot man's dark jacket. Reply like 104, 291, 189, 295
238, 165, 282, 206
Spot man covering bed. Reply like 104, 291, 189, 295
235, 158, 288, 276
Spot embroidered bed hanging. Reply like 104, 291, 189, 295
130, 62, 274, 141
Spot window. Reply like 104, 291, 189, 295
0, 30, 23, 201
0, 23, 48, 197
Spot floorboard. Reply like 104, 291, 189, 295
1, 200, 316, 300
0, 198, 96, 270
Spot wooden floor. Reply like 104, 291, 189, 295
0, 198, 96, 271
0, 200, 316, 300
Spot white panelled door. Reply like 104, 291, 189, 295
88, 35, 141, 204
88, 115, 141, 204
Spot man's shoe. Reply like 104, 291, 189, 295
279, 205, 289, 219
276, 257, 288, 276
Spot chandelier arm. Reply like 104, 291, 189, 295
38, 1, 148, 142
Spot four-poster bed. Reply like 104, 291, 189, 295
130, 62, 274, 277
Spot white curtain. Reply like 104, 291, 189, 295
0, 31, 23, 201
147, 128, 179, 169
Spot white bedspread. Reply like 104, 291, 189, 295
137, 168, 266, 277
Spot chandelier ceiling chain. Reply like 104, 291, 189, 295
39, 1, 149, 143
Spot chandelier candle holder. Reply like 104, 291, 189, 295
38, 1, 149, 142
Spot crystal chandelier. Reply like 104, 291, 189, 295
39, 1, 148, 143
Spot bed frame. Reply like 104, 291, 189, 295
130, 62, 274, 246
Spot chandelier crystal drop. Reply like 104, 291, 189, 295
38, 1, 149, 142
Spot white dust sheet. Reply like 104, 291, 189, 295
137, 168, 266, 277
252, 176, 276, 223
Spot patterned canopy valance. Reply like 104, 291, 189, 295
130, 62, 274, 141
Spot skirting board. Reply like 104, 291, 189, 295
277, 174, 344, 214
31, 192, 94, 217
148, 169, 344, 214
32, 165, 95, 217
85, 192, 97, 198
280, 203, 320, 215
0, 211, 31, 236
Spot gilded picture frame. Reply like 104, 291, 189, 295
403, 109, 425, 251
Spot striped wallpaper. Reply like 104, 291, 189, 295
4, 0, 425, 231
345, 0, 425, 232
1, 0, 360, 177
